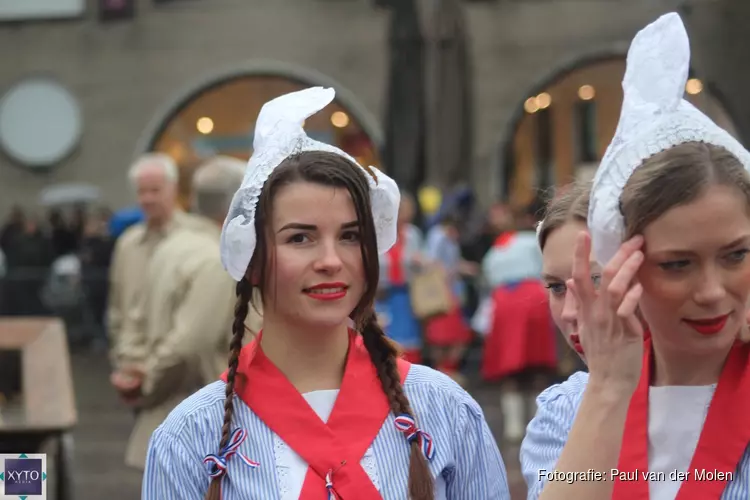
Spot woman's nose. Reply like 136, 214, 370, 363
560, 288, 578, 325
313, 240, 343, 273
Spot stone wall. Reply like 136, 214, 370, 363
0, 0, 693, 212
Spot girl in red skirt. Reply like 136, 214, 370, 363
476, 213, 557, 441
422, 214, 475, 383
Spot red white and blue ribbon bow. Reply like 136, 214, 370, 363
394, 414, 435, 460
325, 469, 337, 500
203, 428, 260, 479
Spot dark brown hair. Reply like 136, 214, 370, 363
621, 141, 750, 237
204, 151, 434, 500
538, 181, 592, 251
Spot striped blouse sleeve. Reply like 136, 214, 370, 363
520, 373, 586, 500
142, 426, 208, 499
446, 398, 511, 499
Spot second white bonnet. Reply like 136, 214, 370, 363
588, 12, 750, 266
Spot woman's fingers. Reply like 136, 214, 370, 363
572, 232, 595, 307
599, 235, 644, 296
567, 278, 580, 308
738, 322, 750, 343
624, 315, 644, 341
573, 235, 645, 354
739, 309, 750, 342
606, 250, 644, 308
616, 282, 642, 322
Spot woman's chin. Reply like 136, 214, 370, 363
669, 324, 739, 354
302, 314, 354, 332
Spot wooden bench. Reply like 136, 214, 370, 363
0, 318, 77, 500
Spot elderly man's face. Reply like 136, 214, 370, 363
135, 164, 176, 224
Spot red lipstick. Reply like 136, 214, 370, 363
683, 314, 730, 336
303, 282, 348, 301
570, 334, 584, 355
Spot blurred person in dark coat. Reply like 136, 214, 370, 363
3, 216, 53, 315
80, 207, 115, 347
0, 205, 25, 254
48, 208, 79, 258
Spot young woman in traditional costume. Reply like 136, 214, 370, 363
474, 205, 557, 442
536, 182, 592, 371
521, 13, 750, 500
141, 87, 509, 500
515, 182, 593, 485
376, 192, 424, 364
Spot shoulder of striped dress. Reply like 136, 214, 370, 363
536, 370, 589, 408
402, 364, 482, 412
156, 380, 232, 436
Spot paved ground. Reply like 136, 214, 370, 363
69, 352, 143, 499
66, 350, 528, 499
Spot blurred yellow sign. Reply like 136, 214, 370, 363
418, 186, 441, 216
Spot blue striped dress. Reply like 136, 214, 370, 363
143, 364, 510, 499
520, 371, 750, 500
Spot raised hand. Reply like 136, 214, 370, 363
568, 232, 645, 395
740, 308, 750, 342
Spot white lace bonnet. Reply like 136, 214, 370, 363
588, 12, 750, 266
219, 87, 401, 281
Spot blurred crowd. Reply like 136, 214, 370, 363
0, 204, 116, 345
375, 185, 583, 442
0, 154, 582, 459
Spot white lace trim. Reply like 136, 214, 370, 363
273, 435, 292, 498
273, 433, 381, 499
360, 448, 381, 490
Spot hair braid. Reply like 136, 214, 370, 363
204, 278, 253, 500
361, 309, 434, 500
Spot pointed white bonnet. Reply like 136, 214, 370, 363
588, 12, 750, 266
219, 87, 401, 281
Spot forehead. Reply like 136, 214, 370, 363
643, 184, 750, 253
542, 221, 599, 275
272, 182, 356, 226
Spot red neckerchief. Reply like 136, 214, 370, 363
220, 330, 411, 499
387, 234, 405, 286
613, 337, 750, 500
493, 231, 516, 248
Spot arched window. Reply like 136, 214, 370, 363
501, 54, 738, 208
137, 65, 382, 208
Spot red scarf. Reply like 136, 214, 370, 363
613, 337, 750, 499
221, 331, 411, 499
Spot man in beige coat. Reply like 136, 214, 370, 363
122, 156, 263, 470
109, 153, 211, 395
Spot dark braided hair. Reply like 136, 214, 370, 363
204, 278, 253, 500
206, 150, 434, 499
361, 310, 434, 500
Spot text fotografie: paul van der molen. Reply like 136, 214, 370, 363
538, 469, 734, 483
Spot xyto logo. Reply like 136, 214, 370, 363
6, 470, 39, 483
